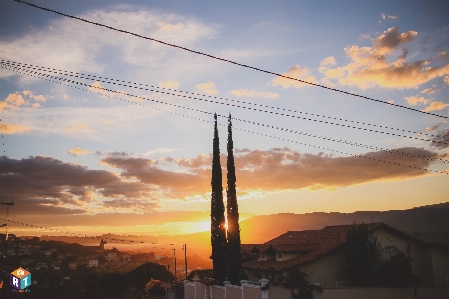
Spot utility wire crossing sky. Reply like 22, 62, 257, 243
0, 0, 448, 237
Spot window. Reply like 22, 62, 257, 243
260, 252, 266, 260
278, 252, 283, 259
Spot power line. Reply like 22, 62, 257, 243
2, 62, 447, 174
3, 61, 448, 149
3, 61, 448, 166
3, 60, 447, 141
0, 62, 443, 166
12, 0, 448, 120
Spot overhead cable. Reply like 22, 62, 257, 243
2, 62, 447, 174
3, 61, 447, 149
3, 60, 447, 141
12, 0, 448, 120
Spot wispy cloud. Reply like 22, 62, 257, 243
67, 148, 92, 156
143, 148, 180, 156
66, 123, 98, 134
0, 123, 31, 134
230, 89, 279, 99
0, 6, 218, 80
424, 102, 449, 112
195, 81, 219, 95
158, 80, 180, 89
270, 65, 318, 89
404, 96, 428, 105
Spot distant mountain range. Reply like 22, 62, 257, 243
239, 202, 449, 246
42, 202, 449, 262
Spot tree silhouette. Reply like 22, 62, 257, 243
210, 113, 227, 283
226, 113, 241, 284
343, 223, 381, 286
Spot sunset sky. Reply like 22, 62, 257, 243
0, 0, 448, 241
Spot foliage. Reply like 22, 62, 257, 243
128, 262, 175, 291
210, 113, 227, 283
226, 113, 241, 284
343, 223, 382, 286
378, 251, 415, 287
281, 269, 322, 299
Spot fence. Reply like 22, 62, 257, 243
184, 280, 449, 299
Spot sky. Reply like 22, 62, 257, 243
0, 0, 448, 241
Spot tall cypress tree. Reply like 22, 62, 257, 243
210, 113, 227, 283
226, 113, 241, 284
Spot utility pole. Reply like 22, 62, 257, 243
172, 248, 177, 281
1, 202, 13, 299
182, 244, 187, 280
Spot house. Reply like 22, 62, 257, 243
88, 259, 98, 267
187, 269, 214, 282
242, 223, 449, 287
122, 254, 131, 263
20, 259, 35, 266
68, 262, 77, 270
78, 257, 89, 265
106, 248, 119, 262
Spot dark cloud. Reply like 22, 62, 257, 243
372, 27, 417, 55
431, 129, 449, 149
1, 147, 442, 219
0, 156, 156, 215
100, 156, 209, 199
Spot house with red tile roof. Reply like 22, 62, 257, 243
242, 223, 449, 288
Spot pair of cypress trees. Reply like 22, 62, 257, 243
210, 113, 241, 285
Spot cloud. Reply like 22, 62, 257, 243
0, 6, 217, 80
229, 89, 279, 99
430, 130, 449, 149
388, 15, 398, 20
322, 27, 449, 89
67, 148, 92, 156
158, 80, 180, 89
195, 81, 219, 95
88, 81, 114, 98
143, 148, 180, 157
319, 56, 337, 73
444, 76, 449, 84
404, 96, 428, 105
381, 13, 386, 20
372, 27, 417, 56
439, 51, 448, 59
157, 22, 182, 31
0, 123, 31, 134
5, 93, 26, 107
66, 123, 98, 134
0, 156, 159, 215
424, 102, 449, 112
321, 56, 337, 67
421, 86, 438, 94
1, 91, 48, 111
0, 146, 442, 219
270, 65, 318, 89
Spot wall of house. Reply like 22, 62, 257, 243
373, 227, 422, 274
277, 251, 300, 261
373, 226, 449, 286
298, 250, 349, 288
431, 246, 449, 286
